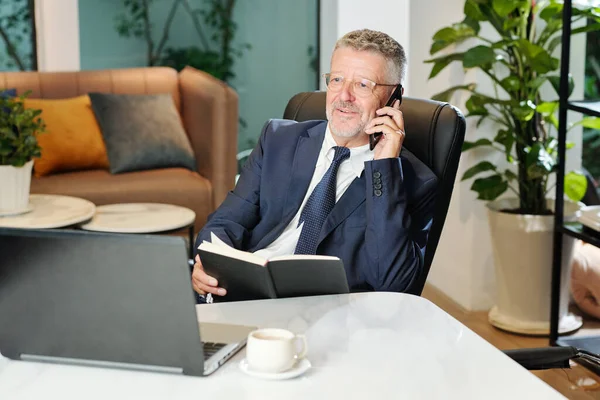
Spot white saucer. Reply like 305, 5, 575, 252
0, 204, 34, 217
239, 358, 311, 380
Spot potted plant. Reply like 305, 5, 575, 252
0, 91, 45, 215
426, 0, 600, 335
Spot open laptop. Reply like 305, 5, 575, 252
0, 227, 255, 377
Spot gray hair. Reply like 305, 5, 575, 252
334, 29, 406, 84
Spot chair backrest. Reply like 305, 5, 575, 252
283, 92, 466, 295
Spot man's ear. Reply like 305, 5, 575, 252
401, 87, 405, 96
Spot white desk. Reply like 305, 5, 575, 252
0, 293, 564, 399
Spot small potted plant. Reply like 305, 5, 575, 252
0, 91, 45, 215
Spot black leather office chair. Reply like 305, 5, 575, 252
283, 92, 466, 295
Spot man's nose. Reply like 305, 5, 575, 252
338, 81, 355, 102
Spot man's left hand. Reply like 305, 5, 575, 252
365, 99, 405, 160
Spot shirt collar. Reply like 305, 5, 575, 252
323, 124, 372, 178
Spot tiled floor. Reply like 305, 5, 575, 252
421, 285, 600, 399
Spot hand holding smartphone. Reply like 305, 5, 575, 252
369, 84, 403, 151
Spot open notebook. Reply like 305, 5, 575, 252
197, 235, 350, 302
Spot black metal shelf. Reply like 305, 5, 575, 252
561, 223, 600, 248
569, 100, 600, 118
550, 0, 575, 346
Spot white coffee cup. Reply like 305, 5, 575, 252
246, 328, 307, 373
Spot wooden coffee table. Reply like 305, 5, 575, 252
80, 203, 196, 258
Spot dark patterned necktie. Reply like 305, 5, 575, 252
294, 146, 351, 255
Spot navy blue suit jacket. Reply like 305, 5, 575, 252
195, 119, 438, 292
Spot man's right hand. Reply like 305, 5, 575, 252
192, 255, 227, 297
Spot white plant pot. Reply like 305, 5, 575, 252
0, 160, 34, 215
487, 198, 583, 336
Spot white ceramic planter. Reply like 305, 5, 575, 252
0, 160, 34, 215
486, 198, 582, 335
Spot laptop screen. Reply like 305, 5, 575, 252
0, 228, 205, 376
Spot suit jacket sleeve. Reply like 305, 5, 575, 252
361, 157, 437, 292
194, 120, 271, 252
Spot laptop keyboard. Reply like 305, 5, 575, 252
203, 342, 227, 360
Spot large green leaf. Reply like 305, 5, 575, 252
462, 138, 493, 151
500, 76, 521, 93
462, 161, 497, 181
431, 83, 477, 102
462, 16, 481, 34
425, 52, 465, 79
471, 175, 509, 200
513, 100, 536, 122
492, 39, 518, 49
504, 169, 518, 182
540, 3, 563, 22
466, 94, 489, 114
565, 171, 587, 202
502, 17, 521, 31
536, 101, 558, 115
515, 39, 559, 74
430, 23, 477, 55
464, 0, 486, 21
574, 117, 600, 129
548, 74, 574, 98
547, 36, 563, 54
463, 45, 496, 68
492, 0, 522, 17
525, 143, 555, 179
494, 129, 515, 154
572, 23, 600, 35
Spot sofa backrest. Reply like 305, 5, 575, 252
0, 67, 181, 112
0, 66, 239, 212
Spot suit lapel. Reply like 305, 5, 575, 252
282, 123, 326, 220
318, 172, 366, 243
251, 122, 326, 251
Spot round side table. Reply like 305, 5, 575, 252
80, 203, 196, 258
0, 194, 96, 229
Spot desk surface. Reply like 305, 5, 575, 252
0, 293, 564, 399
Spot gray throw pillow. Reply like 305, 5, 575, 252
89, 92, 196, 174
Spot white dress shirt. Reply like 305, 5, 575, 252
253, 124, 373, 259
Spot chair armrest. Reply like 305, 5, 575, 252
179, 66, 238, 209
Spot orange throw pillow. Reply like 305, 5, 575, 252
24, 95, 109, 177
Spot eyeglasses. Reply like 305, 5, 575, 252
323, 73, 399, 97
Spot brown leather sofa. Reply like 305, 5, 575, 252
0, 66, 238, 232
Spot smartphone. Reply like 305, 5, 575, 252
369, 84, 403, 151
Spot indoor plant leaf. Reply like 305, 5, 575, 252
513, 100, 537, 122
464, 0, 486, 22
500, 76, 521, 93
573, 117, 600, 130
564, 171, 587, 202
462, 138, 492, 151
525, 143, 555, 180
425, 0, 600, 214
424, 52, 465, 78
462, 161, 497, 180
431, 83, 477, 102
494, 129, 515, 154
0, 94, 45, 167
463, 45, 496, 68
492, 0, 523, 17
548, 74, 575, 98
430, 23, 476, 54
471, 175, 509, 201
